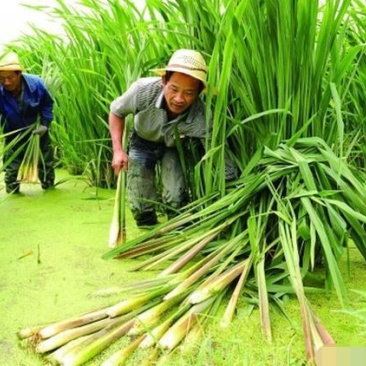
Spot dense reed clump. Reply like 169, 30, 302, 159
10, 0, 366, 188
10, 0, 366, 364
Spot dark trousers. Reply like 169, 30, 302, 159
127, 132, 185, 225
4, 132, 55, 190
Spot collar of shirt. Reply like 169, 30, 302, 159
16, 81, 25, 101
155, 90, 165, 108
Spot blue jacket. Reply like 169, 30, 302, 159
0, 73, 54, 135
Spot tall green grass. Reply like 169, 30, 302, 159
8, 0, 365, 188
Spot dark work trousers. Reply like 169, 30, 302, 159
127, 132, 185, 225
4, 131, 55, 191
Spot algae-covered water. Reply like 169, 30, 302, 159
0, 170, 147, 365
0, 170, 365, 365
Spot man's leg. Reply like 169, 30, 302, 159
127, 159, 158, 226
127, 133, 166, 226
38, 132, 55, 189
4, 148, 22, 194
161, 148, 185, 219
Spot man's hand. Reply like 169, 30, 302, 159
111, 149, 129, 175
32, 125, 48, 137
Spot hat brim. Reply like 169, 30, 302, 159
0, 64, 24, 72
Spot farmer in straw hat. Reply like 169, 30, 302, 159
109, 49, 236, 227
0, 51, 55, 194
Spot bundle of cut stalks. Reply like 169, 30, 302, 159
0, 128, 32, 179
17, 134, 41, 184
108, 123, 129, 248
108, 170, 126, 248
19, 138, 366, 365
18, 276, 222, 365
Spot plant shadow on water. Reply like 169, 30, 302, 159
0, 170, 365, 366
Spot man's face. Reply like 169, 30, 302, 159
163, 72, 201, 118
0, 70, 22, 93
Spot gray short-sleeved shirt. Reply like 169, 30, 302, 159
110, 77, 209, 147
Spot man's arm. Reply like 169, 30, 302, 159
109, 112, 128, 174
38, 77, 54, 128
34, 83, 54, 136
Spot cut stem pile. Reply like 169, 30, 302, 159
19, 138, 366, 365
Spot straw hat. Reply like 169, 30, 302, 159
0, 52, 24, 71
152, 49, 207, 89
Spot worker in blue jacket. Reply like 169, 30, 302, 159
0, 52, 55, 194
